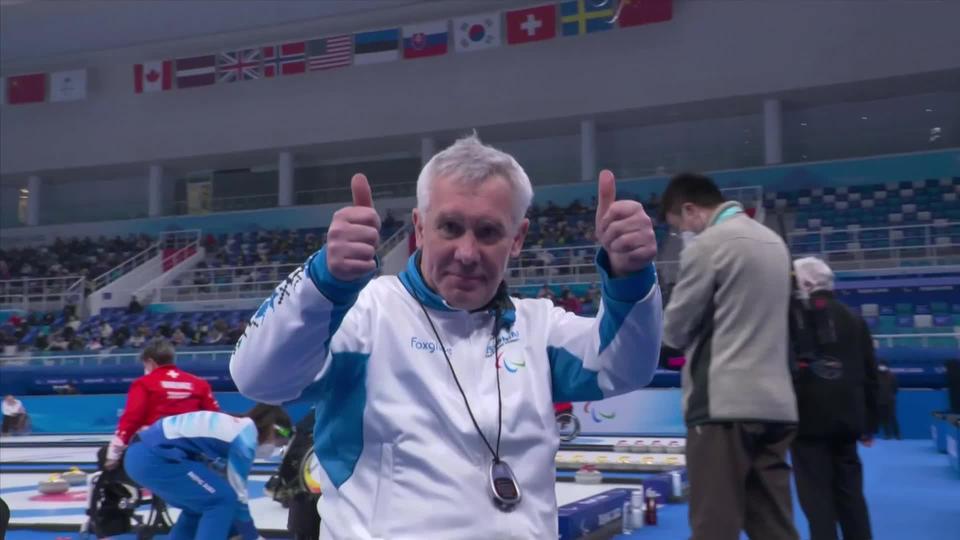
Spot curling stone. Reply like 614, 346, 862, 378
38, 474, 70, 494
666, 440, 684, 454
62, 466, 88, 486
630, 439, 650, 453
614, 439, 632, 453
574, 464, 603, 484
648, 440, 666, 454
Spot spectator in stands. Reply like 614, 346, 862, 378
171, 328, 187, 346
790, 256, 877, 540
876, 361, 900, 440
48, 331, 70, 351
127, 295, 144, 314
128, 325, 151, 348
227, 321, 246, 344
33, 331, 49, 351
86, 337, 103, 351
2, 395, 28, 435
0, 259, 10, 279
661, 172, 798, 540
536, 284, 554, 300
105, 338, 220, 470
558, 288, 582, 315
99, 320, 113, 340
206, 320, 228, 345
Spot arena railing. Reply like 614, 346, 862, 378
0, 348, 233, 367
0, 275, 86, 312
91, 230, 201, 291
294, 180, 417, 206
788, 222, 960, 271
153, 262, 301, 303
872, 332, 960, 349
173, 193, 279, 215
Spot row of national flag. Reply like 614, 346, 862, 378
3, 0, 671, 103
132, 0, 672, 94
2, 69, 88, 106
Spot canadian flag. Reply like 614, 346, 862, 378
134, 60, 172, 93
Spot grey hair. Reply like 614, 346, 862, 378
416, 134, 533, 227
793, 256, 835, 294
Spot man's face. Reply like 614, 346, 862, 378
666, 203, 707, 235
413, 175, 528, 311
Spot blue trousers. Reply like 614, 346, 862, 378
124, 442, 258, 540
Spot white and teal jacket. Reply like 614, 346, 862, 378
230, 249, 662, 540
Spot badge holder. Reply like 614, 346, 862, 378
489, 459, 521, 511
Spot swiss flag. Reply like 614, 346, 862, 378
618, 0, 673, 28
6, 73, 46, 105
134, 60, 173, 94
505, 4, 557, 45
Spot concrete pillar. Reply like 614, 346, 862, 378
421, 136, 437, 167
580, 119, 597, 182
278, 151, 294, 207
763, 98, 783, 165
26, 175, 41, 226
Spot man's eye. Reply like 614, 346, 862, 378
477, 227, 502, 242
439, 222, 463, 236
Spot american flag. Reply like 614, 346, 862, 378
307, 35, 352, 71
218, 48, 262, 83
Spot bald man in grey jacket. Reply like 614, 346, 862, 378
661, 173, 799, 540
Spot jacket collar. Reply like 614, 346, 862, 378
708, 201, 745, 227
398, 251, 516, 330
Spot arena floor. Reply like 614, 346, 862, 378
2, 435, 956, 539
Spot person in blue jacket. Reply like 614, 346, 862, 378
123, 404, 292, 540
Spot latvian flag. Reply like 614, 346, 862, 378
262, 42, 307, 77
176, 55, 216, 88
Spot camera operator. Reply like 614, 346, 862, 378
791, 257, 879, 540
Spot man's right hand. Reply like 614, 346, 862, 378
326, 174, 381, 281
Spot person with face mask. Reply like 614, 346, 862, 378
123, 404, 292, 540
660, 173, 799, 540
230, 135, 663, 539
104, 338, 219, 470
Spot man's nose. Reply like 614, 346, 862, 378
453, 234, 479, 265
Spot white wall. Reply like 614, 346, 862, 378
3, 1, 959, 175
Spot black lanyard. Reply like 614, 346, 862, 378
415, 301, 504, 463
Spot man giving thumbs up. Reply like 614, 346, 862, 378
231, 135, 662, 540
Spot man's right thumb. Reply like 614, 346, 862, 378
351, 174, 373, 208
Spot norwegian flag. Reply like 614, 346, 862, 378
217, 48, 262, 83
261, 42, 307, 77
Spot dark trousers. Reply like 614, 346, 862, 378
877, 402, 900, 439
792, 439, 872, 540
1, 413, 25, 434
686, 422, 799, 540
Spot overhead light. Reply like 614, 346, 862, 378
801, 154, 808, 159
860, 116, 869, 120
19, 188, 28, 194
800, 122, 808, 127
925, 108, 934, 113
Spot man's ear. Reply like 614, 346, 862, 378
511, 218, 530, 258
412, 208, 425, 249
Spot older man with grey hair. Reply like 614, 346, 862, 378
231, 135, 663, 539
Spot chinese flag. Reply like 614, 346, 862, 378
7, 73, 46, 105
618, 0, 673, 27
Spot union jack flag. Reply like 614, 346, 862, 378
217, 48, 262, 83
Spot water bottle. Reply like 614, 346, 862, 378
621, 500, 634, 534
630, 489, 645, 530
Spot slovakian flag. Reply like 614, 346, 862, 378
175, 54, 216, 88
560, 0, 614, 36
402, 21, 449, 59
6, 73, 45, 105
262, 42, 307, 77
134, 60, 173, 93
618, 0, 673, 27
505, 4, 557, 45
353, 28, 400, 65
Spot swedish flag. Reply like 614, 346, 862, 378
561, 0, 615, 36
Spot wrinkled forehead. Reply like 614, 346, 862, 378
425, 175, 517, 227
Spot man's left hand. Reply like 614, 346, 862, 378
595, 169, 657, 276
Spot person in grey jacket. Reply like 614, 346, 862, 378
660, 173, 799, 540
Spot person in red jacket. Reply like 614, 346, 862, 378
105, 337, 219, 470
